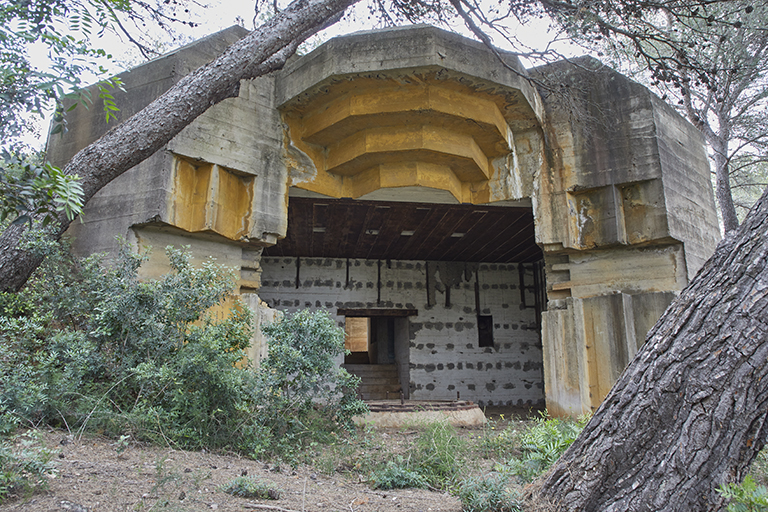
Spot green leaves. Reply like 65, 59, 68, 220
97, 77, 125, 123
504, 411, 588, 483
254, 309, 367, 459
719, 475, 768, 511
0, 0, 125, 143
0, 150, 84, 227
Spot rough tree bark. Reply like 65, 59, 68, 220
0, 0, 359, 292
528, 187, 768, 510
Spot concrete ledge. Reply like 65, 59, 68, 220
353, 400, 487, 427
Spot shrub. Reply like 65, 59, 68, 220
0, 432, 56, 504
505, 411, 587, 483
0, 239, 367, 462
370, 457, 428, 490
0, 242, 258, 451
719, 475, 768, 512
221, 476, 282, 499
456, 473, 522, 512
251, 309, 368, 460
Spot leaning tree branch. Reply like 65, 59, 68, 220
0, 0, 359, 292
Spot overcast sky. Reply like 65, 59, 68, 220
23, 0, 585, 149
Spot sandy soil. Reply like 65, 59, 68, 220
1, 430, 465, 512
1, 407, 533, 512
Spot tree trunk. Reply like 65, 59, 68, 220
711, 133, 740, 233
528, 187, 768, 510
0, 0, 359, 292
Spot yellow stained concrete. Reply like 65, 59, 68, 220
281, 76, 525, 205
169, 156, 254, 241
325, 125, 490, 181
300, 85, 512, 153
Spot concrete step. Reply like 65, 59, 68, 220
343, 364, 401, 400
344, 364, 398, 376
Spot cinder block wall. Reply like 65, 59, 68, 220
259, 256, 544, 407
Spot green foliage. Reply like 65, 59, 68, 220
0, 0, 129, 143
1, 239, 367, 466
0, 432, 57, 504
366, 421, 464, 490
0, 151, 84, 226
455, 473, 522, 512
221, 476, 282, 500
719, 475, 768, 512
250, 309, 368, 461
411, 420, 465, 488
478, 418, 520, 460
0, 241, 259, 451
370, 457, 428, 490
505, 411, 587, 483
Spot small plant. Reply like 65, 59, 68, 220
719, 475, 768, 512
751, 449, 768, 488
221, 476, 281, 500
0, 432, 57, 504
479, 420, 519, 460
505, 411, 587, 483
411, 420, 465, 488
370, 457, 428, 490
456, 473, 522, 512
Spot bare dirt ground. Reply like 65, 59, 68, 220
1, 407, 532, 512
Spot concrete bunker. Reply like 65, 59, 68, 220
47, 24, 721, 417
257, 196, 547, 406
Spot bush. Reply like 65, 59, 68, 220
221, 476, 282, 499
719, 475, 768, 512
0, 242, 258, 451
370, 457, 428, 490
0, 432, 56, 504
505, 411, 587, 483
1, 239, 367, 465
250, 309, 368, 460
456, 473, 522, 512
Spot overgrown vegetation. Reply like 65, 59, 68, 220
0, 239, 365, 475
455, 473, 522, 512
0, 432, 56, 503
250, 308, 368, 461
0, 240, 258, 451
505, 411, 589, 483
221, 476, 282, 500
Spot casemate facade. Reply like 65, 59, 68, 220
48, 25, 720, 416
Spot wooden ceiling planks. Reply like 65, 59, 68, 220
262, 197, 543, 263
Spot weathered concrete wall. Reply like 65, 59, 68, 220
50, 25, 287, 263
258, 256, 544, 407
276, 25, 546, 206
651, 94, 721, 279
531, 57, 719, 416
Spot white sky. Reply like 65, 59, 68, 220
86, 0, 587, 74
22, 0, 586, 149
